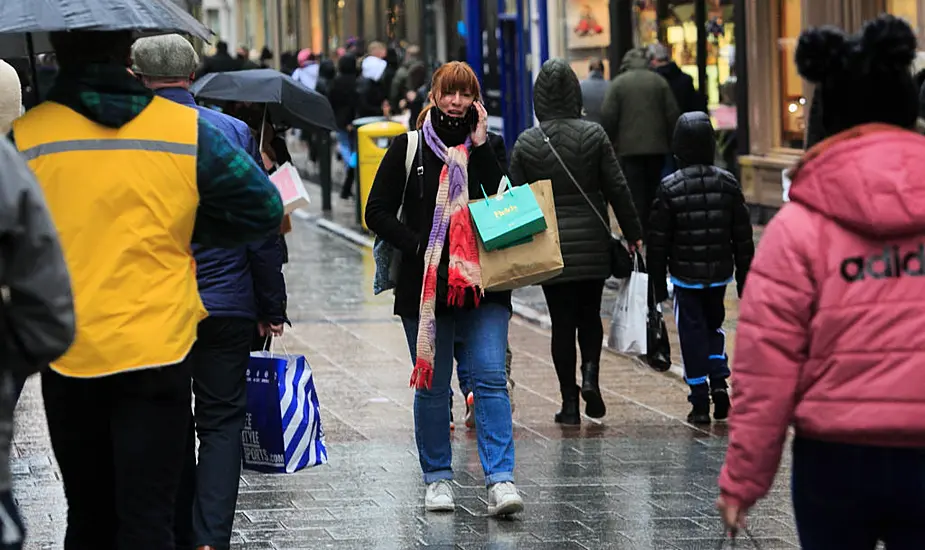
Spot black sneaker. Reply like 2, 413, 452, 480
687, 402, 712, 425
712, 389, 730, 421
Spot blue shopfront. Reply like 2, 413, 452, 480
434, 0, 548, 158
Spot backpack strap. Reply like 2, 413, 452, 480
397, 130, 420, 221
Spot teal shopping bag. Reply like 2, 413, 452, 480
469, 176, 548, 251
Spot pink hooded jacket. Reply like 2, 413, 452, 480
719, 124, 925, 509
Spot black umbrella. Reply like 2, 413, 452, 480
190, 69, 337, 132
0, 0, 212, 40
0, 0, 212, 105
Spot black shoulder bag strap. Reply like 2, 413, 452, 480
537, 127, 615, 240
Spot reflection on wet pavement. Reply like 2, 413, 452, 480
11, 220, 798, 549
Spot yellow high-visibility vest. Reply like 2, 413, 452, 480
13, 97, 208, 378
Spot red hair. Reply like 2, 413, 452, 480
416, 61, 481, 129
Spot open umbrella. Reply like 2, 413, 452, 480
0, 0, 212, 40
191, 69, 337, 132
0, 0, 212, 105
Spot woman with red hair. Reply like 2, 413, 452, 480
366, 62, 523, 517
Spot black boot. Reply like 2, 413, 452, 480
554, 385, 581, 425
580, 362, 606, 418
712, 388, 730, 421
687, 401, 712, 425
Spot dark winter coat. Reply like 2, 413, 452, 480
654, 62, 706, 114
602, 49, 681, 156
356, 76, 386, 118
579, 70, 608, 126
315, 60, 336, 97
329, 55, 359, 130
365, 126, 509, 318
647, 112, 754, 302
155, 88, 288, 324
509, 58, 643, 284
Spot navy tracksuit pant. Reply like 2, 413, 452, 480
673, 285, 730, 403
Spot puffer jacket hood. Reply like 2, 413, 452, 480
620, 48, 650, 73
533, 58, 583, 122
672, 112, 715, 167
789, 124, 925, 239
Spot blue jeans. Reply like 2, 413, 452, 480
336, 130, 356, 169
792, 437, 925, 549
402, 302, 515, 486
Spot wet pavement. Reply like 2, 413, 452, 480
11, 160, 799, 549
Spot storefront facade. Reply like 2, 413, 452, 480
741, 0, 922, 218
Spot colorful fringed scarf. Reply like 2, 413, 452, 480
411, 113, 483, 389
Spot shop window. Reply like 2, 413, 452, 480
777, 0, 804, 149
563, 0, 612, 79
888, 0, 918, 25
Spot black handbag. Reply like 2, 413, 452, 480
539, 128, 634, 279
637, 254, 672, 372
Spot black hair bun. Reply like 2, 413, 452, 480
860, 14, 917, 71
795, 26, 848, 83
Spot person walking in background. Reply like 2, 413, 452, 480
10, 30, 283, 548
717, 15, 925, 548
329, 54, 360, 198
365, 61, 523, 516
649, 43, 705, 115
602, 48, 680, 237
356, 42, 389, 118
0, 131, 75, 550
509, 58, 642, 425
646, 112, 753, 425
195, 41, 237, 78
292, 50, 319, 91
579, 58, 608, 126
391, 44, 425, 110
649, 43, 705, 178
132, 34, 288, 550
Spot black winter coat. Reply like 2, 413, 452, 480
509, 58, 643, 284
329, 55, 359, 130
655, 62, 707, 114
647, 113, 754, 302
365, 126, 510, 318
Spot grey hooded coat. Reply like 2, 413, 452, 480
509, 58, 643, 284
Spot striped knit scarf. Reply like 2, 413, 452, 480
410, 113, 482, 389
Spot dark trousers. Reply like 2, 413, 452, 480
673, 286, 729, 402
542, 280, 605, 391
42, 361, 192, 550
793, 437, 925, 549
175, 317, 255, 550
619, 154, 665, 237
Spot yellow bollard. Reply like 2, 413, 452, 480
356, 121, 408, 231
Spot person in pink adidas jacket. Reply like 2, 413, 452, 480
717, 15, 925, 549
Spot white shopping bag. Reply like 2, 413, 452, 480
608, 267, 649, 355
270, 162, 311, 214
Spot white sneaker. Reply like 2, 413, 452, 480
424, 480, 455, 512
487, 482, 524, 517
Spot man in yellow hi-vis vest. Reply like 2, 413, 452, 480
11, 31, 284, 549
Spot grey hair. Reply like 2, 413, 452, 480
131, 34, 200, 79
647, 43, 671, 62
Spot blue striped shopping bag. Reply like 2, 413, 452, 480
241, 351, 328, 473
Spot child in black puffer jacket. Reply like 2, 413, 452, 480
647, 111, 754, 426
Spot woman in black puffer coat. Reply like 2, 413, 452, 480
509, 58, 643, 425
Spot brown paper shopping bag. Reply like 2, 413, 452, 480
474, 179, 564, 291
